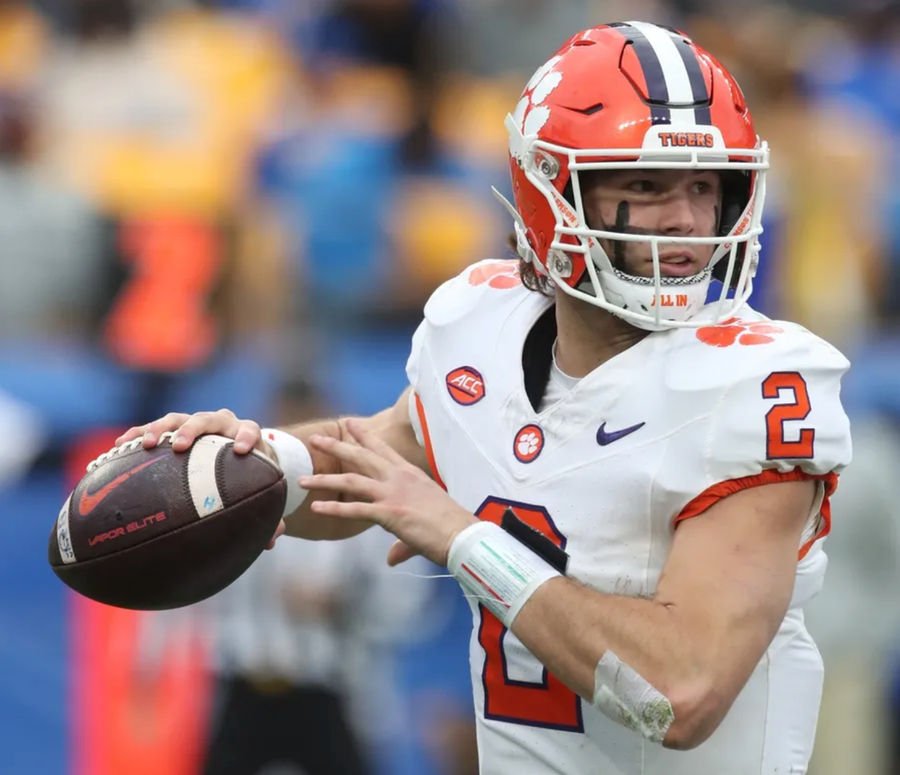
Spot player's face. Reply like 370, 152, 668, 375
580, 169, 722, 278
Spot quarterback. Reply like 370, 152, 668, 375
122, 22, 851, 774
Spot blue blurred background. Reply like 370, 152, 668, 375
1, 1, 899, 773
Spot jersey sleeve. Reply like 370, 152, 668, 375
704, 334, 851, 481
405, 258, 524, 393
664, 326, 852, 559
404, 259, 525, 478
405, 316, 428, 402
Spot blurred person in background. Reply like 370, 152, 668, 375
7, 3, 298, 774
35, 0, 292, 404
0, 0, 48, 91
120, 21, 852, 774
0, 89, 105, 344
197, 527, 428, 775
304, 0, 448, 169
0, 82, 111, 453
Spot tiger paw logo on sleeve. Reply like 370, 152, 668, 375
696, 319, 785, 347
467, 261, 522, 289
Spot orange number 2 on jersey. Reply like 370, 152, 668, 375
762, 371, 815, 459
474, 497, 583, 732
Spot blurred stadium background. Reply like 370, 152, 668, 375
1, 0, 899, 773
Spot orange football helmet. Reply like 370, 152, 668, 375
494, 21, 769, 330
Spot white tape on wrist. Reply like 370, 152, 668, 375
448, 521, 561, 627
261, 428, 314, 518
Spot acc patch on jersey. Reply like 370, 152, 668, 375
446, 366, 486, 405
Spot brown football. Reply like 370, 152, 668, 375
48, 433, 286, 610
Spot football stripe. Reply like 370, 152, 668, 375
56, 493, 76, 564
187, 435, 227, 517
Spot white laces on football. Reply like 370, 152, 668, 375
87, 431, 177, 472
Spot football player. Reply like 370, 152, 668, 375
120, 22, 851, 774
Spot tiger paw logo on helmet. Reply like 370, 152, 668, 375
467, 261, 522, 289
510, 55, 563, 140
696, 319, 784, 347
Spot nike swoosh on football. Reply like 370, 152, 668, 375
77, 456, 166, 516
596, 421, 646, 446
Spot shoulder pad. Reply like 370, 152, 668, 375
422, 259, 526, 328
664, 316, 849, 395
680, 317, 851, 478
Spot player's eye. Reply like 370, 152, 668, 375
627, 179, 658, 193
691, 175, 720, 196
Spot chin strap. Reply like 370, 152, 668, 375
492, 186, 541, 268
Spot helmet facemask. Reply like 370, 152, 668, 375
504, 116, 769, 331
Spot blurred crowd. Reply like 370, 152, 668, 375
1, 0, 899, 773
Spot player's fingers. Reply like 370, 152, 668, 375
142, 412, 192, 447
386, 539, 419, 566
169, 409, 244, 452
265, 519, 287, 550
231, 420, 262, 455
301, 472, 379, 501
307, 433, 387, 477
116, 424, 149, 445
309, 499, 379, 521
344, 418, 408, 466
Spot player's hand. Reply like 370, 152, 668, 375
117, 410, 286, 550
116, 409, 269, 456
266, 519, 287, 550
301, 418, 478, 567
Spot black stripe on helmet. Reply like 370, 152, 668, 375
670, 34, 712, 124
609, 22, 671, 126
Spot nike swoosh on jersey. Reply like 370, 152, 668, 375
77, 456, 166, 516
596, 421, 646, 446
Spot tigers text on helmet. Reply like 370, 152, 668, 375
494, 21, 769, 331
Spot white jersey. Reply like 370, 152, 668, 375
405, 260, 852, 775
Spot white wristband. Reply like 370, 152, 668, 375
261, 428, 314, 518
448, 521, 562, 628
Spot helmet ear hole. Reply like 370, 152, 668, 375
712, 244, 746, 288
718, 171, 751, 236
713, 171, 753, 289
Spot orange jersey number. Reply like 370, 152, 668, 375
762, 371, 815, 459
474, 497, 583, 732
